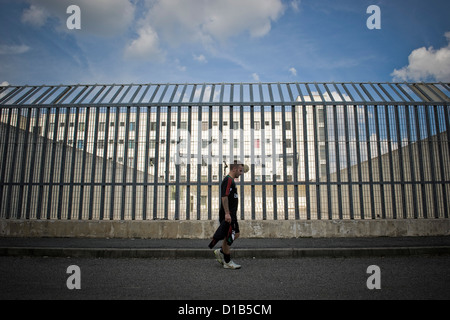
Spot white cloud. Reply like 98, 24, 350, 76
194, 54, 208, 63
252, 73, 260, 81
289, 67, 297, 76
392, 32, 450, 82
22, 0, 135, 36
124, 0, 284, 62
290, 0, 301, 12
124, 25, 165, 61
0, 44, 30, 55
21, 5, 49, 27
144, 0, 285, 45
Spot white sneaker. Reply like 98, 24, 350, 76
223, 260, 241, 270
214, 249, 224, 265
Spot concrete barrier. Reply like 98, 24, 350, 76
1, 219, 450, 239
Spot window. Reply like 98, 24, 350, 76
285, 121, 291, 130
286, 139, 292, 148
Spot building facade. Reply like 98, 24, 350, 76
1, 82, 449, 221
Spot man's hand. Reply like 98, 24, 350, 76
225, 212, 232, 223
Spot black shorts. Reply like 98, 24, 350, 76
219, 214, 240, 235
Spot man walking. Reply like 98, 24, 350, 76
208, 161, 245, 269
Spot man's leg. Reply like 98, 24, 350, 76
221, 233, 240, 269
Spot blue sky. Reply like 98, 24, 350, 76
1, 0, 449, 86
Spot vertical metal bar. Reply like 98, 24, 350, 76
36, 107, 51, 220
287, 84, 300, 220
266, 84, 277, 220
110, 107, 120, 220
405, 105, 418, 219
57, 107, 70, 219
270, 103, 278, 219
333, 103, 342, 219
89, 107, 100, 220
174, 106, 181, 221
132, 106, 140, 220
152, 105, 161, 220
67, 107, 80, 220
385, 104, 397, 219
344, 103, 354, 219
197, 105, 202, 221
99, 107, 110, 220
143, 106, 150, 220
443, 105, 450, 218
79, 107, 90, 220
250, 102, 256, 220
281, 104, 289, 220
239, 101, 245, 220
394, 104, 407, 219
313, 104, 321, 220
165, 106, 172, 220
16, 107, 32, 219
186, 103, 192, 221
46, 107, 60, 220
323, 103, 332, 220
303, 97, 310, 220
353, 104, 364, 219
208, 104, 213, 220
363, 104, 375, 219
4, 108, 18, 219
26, 107, 41, 219
259, 84, 267, 220
433, 105, 447, 218
414, 104, 427, 218
424, 104, 438, 218
373, 105, 386, 219
229, 84, 234, 163
217, 85, 223, 219
121, 106, 130, 220
308, 84, 321, 221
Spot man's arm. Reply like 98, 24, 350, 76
222, 196, 231, 223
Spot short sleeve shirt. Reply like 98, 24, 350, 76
219, 175, 239, 219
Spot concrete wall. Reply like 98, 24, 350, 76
1, 219, 450, 239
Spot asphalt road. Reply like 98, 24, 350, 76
1, 255, 449, 301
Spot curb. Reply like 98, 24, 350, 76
1, 246, 450, 259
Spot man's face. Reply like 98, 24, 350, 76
234, 165, 244, 178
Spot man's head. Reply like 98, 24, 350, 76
229, 161, 244, 179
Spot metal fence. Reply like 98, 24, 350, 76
0, 82, 449, 221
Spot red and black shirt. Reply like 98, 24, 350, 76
219, 175, 239, 219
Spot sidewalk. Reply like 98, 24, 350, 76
1, 236, 450, 259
